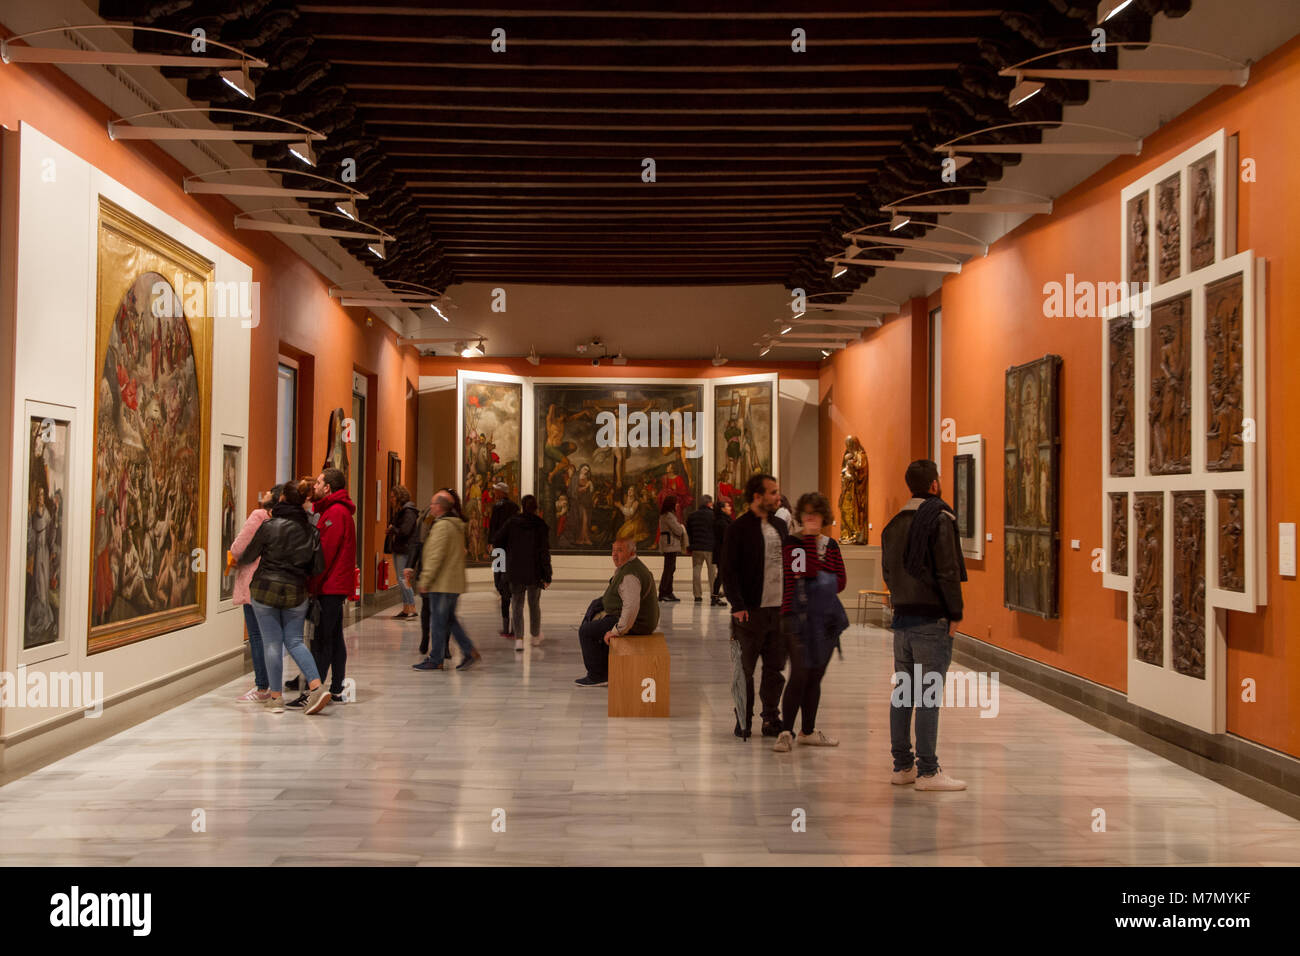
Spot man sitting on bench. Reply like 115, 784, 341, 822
576, 537, 660, 687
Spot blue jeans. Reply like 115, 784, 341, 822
252, 599, 321, 692
426, 592, 475, 662
242, 603, 269, 691
394, 553, 415, 606
889, 616, 953, 777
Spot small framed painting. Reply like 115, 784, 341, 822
21, 404, 75, 659
952, 453, 975, 540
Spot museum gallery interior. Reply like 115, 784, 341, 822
0, 0, 1299, 881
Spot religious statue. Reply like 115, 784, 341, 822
838, 435, 868, 544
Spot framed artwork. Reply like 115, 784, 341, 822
952, 453, 975, 540
218, 440, 243, 608
461, 376, 523, 564
1105, 128, 1266, 734
712, 378, 774, 514
1003, 354, 1062, 619
325, 406, 350, 482
22, 406, 73, 654
533, 381, 703, 555
386, 451, 402, 526
89, 197, 214, 654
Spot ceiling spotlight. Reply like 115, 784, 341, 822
793, 309, 806, 319
890, 213, 911, 231
219, 63, 255, 100
431, 303, 450, 322
366, 239, 385, 260
711, 347, 728, 367
1097, 0, 1134, 22
820, 349, 832, 358
1009, 74, 1045, 108
288, 140, 317, 167
780, 325, 793, 335
611, 353, 628, 366
832, 264, 847, 279
527, 347, 540, 366
759, 344, 772, 357
335, 199, 357, 221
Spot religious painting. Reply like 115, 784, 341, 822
219, 445, 241, 603
1172, 491, 1206, 679
24, 415, 70, 650
386, 451, 402, 526
534, 382, 703, 555
1148, 293, 1192, 476
1205, 272, 1244, 472
713, 380, 773, 515
1133, 492, 1163, 667
1003, 355, 1061, 618
952, 453, 975, 540
324, 407, 349, 482
1216, 490, 1245, 592
462, 379, 522, 564
1108, 317, 1135, 477
1189, 152, 1216, 272
1156, 173, 1181, 284
1126, 193, 1149, 287
90, 197, 213, 653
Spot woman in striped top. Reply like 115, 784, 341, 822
774, 492, 848, 753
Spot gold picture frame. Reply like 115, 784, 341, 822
88, 197, 215, 653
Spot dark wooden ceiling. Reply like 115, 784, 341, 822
108, 0, 1190, 293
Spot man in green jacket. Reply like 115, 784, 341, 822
575, 537, 659, 687
412, 491, 481, 671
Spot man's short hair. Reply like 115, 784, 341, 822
321, 467, 346, 492
905, 460, 939, 496
744, 473, 776, 504
614, 536, 637, 555
699, 495, 713, 508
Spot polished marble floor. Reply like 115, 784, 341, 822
2, 589, 1299, 866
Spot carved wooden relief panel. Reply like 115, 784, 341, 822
1156, 173, 1181, 284
1003, 354, 1061, 618
1109, 492, 1128, 576
1206, 272, 1244, 472
1148, 293, 1191, 476
1190, 153, 1216, 271
1172, 492, 1207, 679
1216, 490, 1245, 592
1108, 317, 1135, 477
1133, 493, 1163, 668
1127, 193, 1149, 286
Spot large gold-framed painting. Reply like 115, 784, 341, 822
89, 198, 214, 653
462, 379, 522, 564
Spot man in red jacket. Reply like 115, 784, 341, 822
290, 466, 356, 708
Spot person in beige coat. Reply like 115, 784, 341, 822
412, 490, 481, 671
657, 494, 689, 602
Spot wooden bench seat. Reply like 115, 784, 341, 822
608, 633, 670, 718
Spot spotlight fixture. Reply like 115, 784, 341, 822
527, 347, 541, 366
793, 309, 806, 319
288, 140, 317, 168
457, 340, 484, 358
611, 353, 628, 366
758, 345, 772, 357
1098, 0, 1134, 23
431, 303, 450, 322
335, 199, 357, 221
367, 240, 386, 260
1008, 74, 1045, 108
890, 214, 911, 231
820, 349, 832, 358
219, 62, 255, 100
832, 264, 847, 279
184, 167, 365, 202
711, 347, 728, 367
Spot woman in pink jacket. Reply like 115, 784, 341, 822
229, 486, 277, 701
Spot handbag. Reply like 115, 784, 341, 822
307, 595, 321, 627
383, 528, 396, 555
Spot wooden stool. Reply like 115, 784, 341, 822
608, 633, 670, 718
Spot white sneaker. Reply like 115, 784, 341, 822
914, 770, 966, 791
772, 730, 794, 753
797, 730, 839, 747
891, 767, 917, 785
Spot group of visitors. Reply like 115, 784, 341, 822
228, 467, 357, 715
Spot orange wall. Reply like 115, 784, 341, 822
821, 37, 1300, 757
0, 41, 419, 595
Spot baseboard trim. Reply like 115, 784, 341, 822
950, 631, 1300, 821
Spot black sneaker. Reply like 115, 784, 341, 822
285, 691, 310, 709
761, 720, 782, 738
734, 717, 752, 740
574, 675, 607, 687
456, 651, 481, 671
284, 676, 300, 692
694, 597, 703, 603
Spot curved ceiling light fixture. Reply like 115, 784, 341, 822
328, 280, 448, 312
233, 207, 393, 244
801, 290, 902, 315
934, 121, 1142, 159
0, 25, 267, 82
999, 42, 1250, 90
843, 220, 989, 258
825, 242, 963, 276
108, 109, 325, 155
881, 185, 1053, 218
184, 167, 367, 203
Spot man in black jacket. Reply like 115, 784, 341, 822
721, 474, 788, 739
880, 459, 968, 792
491, 494, 552, 651
488, 482, 520, 638
685, 494, 715, 604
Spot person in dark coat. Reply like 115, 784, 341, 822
386, 484, 421, 618
488, 481, 520, 638
685, 494, 717, 603
710, 497, 734, 606
491, 494, 552, 651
